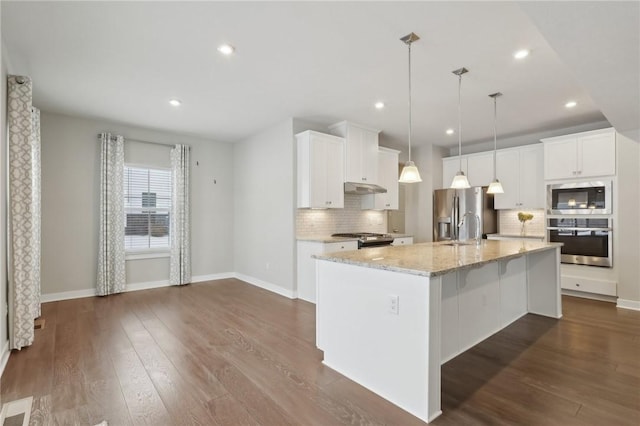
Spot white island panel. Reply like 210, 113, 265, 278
317, 261, 441, 423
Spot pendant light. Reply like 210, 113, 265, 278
487, 92, 504, 194
398, 32, 422, 183
450, 67, 470, 189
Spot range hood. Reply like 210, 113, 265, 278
344, 182, 387, 195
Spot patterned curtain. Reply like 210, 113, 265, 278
97, 133, 126, 295
169, 144, 191, 285
7, 75, 41, 350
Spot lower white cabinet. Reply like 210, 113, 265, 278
391, 237, 413, 246
561, 275, 616, 297
297, 240, 358, 303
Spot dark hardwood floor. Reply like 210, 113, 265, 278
1, 279, 639, 425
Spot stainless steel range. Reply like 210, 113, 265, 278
331, 232, 395, 249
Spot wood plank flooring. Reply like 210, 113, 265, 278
1, 278, 639, 425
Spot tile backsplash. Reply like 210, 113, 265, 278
498, 209, 545, 236
296, 194, 387, 237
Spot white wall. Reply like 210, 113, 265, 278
40, 112, 234, 297
617, 133, 640, 305
404, 143, 447, 243
233, 118, 297, 296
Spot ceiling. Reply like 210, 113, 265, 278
2, 2, 638, 149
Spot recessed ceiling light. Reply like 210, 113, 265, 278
565, 101, 577, 108
169, 99, 182, 107
446, 129, 455, 135
514, 49, 530, 59
374, 101, 385, 109
217, 44, 235, 55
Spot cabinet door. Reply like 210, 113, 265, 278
579, 132, 615, 177
361, 129, 379, 184
544, 139, 577, 180
377, 149, 398, 209
442, 157, 467, 189
466, 152, 494, 187
309, 137, 329, 208
518, 144, 543, 208
343, 125, 364, 183
494, 150, 520, 209
325, 137, 345, 208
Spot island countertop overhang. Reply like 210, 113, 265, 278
313, 240, 562, 277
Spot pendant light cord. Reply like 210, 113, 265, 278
407, 42, 412, 163
458, 74, 462, 171
493, 96, 497, 180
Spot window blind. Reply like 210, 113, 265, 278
124, 166, 172, 250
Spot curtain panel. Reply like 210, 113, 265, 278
7, 75, 41, 350
97, 133, 126, 295
169, 144, 191, 285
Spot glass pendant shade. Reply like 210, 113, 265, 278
487, 179, 504, 194
399, 160, 422, 183
450, 171, 470, 189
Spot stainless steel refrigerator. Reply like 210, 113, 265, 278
433, 186, 497, 241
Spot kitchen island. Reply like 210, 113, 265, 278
314, 239, 562, 423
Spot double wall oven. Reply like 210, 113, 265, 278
546, 180, 613, 267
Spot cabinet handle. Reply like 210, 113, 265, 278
578, 171, 582, 175
362, 177, 367, 181
385, 203, 390, 207
576, 283, 580, 287
340, 245, 344, 249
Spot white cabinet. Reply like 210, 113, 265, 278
296, 131, 345, 209
442, 156, 466, 189
442, 152, 493, 188
297, 240, 358, 303
494, 144, 544, 209
391, 237, 413, 246
329, 121, 380, 184
561, 275, 616, 297
466, 152, 494, 187
361, 147, 400, 210
542, 128, 616, 180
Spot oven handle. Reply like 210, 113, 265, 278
547, 227, 612, 232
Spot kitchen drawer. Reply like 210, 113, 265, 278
392, 237, 413, 246
324, 241, 358, 253
561, 275, 616, 296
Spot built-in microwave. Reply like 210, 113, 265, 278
547, 180, 612, 215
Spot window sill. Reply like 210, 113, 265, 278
126, 251, 171, 261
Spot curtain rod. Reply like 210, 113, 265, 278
97, 133, 188, 148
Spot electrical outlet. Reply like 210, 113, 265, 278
388, 295, 399, 315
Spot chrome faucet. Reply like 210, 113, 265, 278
458, 211, 482, 246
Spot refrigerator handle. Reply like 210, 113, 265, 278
452, 193, 458, 240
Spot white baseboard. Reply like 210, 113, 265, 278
192, 272, 235, 283
39, 271, 278, 303
233, 273, 296, 299
40, 288, 96, 303
616, 298, 640, 311
0, 340, 10, 379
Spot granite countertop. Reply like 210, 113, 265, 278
296, 235, 360, 243
314, 239, 561, 277
297, 233, 413, 243
487, 233, 545, 240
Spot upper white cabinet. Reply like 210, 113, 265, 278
362, 147, 400, 210
442, 157, 466, 189
494, 144, 544, 209
442, 152, 494, 188
296, 130, 345, 209
466, 152, 494, 187
494, 144, 544, 210
329, 121, 380, 184
542, 128, 616, 180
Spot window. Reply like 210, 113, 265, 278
124, 165, 172, 251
